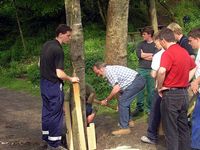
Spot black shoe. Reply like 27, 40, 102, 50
131, 109, 143, 117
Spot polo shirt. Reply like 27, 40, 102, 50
40, 39, 64, 83
160, 44, 196, 88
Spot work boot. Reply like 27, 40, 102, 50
131, 108, 143, 117
112, 128, 131, 135
128, 120, 135, 128
117, 120, 135, 128
141, 136, 156, 145
47, 145, 68, 150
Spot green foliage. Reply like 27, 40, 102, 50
0, 50, 11, 67
127, 42, 139, 70
6, 61, 27, 78
27, 63, 40, 85
173, 0, 200, 33
84, 24, 111, 100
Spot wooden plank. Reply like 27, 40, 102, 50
87, 123, 96, 150
73, 83, 87, 150
64, 101, 74, 150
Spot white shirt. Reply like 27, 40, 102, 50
151, 49, 165, 71
195, 48, 200, 92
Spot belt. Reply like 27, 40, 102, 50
164, 87, 187, 91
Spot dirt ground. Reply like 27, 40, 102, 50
0, 88, 166, 150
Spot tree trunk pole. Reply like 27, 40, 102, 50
149, 0, 158, 33
13, 0, 26, 54
105, 0, 130, 66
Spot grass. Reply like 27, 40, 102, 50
0, 76, 40, 96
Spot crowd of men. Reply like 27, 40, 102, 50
39, 23, 200, 150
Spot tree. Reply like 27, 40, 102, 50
149, 0, 158, 33
65, 0, 86, 149
13, 0, 26, 54
105, 0, 130, 66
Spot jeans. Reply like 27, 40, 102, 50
191, 95, 200, 149
118, 74, 145, 128
147, 90, 161, 142
161, 88, 190, 150
136, 68, 154, 112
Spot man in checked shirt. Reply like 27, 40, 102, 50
93, 62, 146, 135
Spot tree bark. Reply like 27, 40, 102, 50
149, 0, 158, 33
65, 0, 86, 149
105, 0, 130, 66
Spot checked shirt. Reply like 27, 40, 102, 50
105, 65, 138, 91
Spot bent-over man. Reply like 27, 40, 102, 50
93, 62, 145, 135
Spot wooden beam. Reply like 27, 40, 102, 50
87, 123, 96, 150
64, 101, 74, 150
73, 83, 87, 150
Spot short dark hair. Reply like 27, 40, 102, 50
142, 26, 154, 37
55, 24, 72, 37
158, 28, 176, 42
188, 28, 200, 39
93, 62, 107, 69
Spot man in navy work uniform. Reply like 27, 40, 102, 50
93, 62, 145, 135
40, 24, 79, 150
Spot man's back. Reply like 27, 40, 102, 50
161, 44, 195, 88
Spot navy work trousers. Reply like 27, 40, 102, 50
40, 79, 64, 148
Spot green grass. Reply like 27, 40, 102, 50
0, 76, 40, 96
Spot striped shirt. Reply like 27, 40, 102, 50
105, 65, 138, 90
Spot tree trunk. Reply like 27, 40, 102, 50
149, 0, 158, 33
105, 0, 130, 66
97, 0, 107, 26
13, 0, 26, 55
65, 0, 86, 149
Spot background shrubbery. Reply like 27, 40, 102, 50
0, 0, 199, 101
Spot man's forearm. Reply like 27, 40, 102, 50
189, 67, 197, 82
106, 84, 121, 101
157, 67, 166, 89
157, 74, 165, 89
56, 69, 72, 82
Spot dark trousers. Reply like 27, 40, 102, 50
147, 91, 161, 142
40, 79, 64, 148
161, 89, 190, 150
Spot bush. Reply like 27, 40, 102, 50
27, 63, 40, 85
6, 61, 27, 78
173, 1, 200, 33
0, 50, 11, 67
